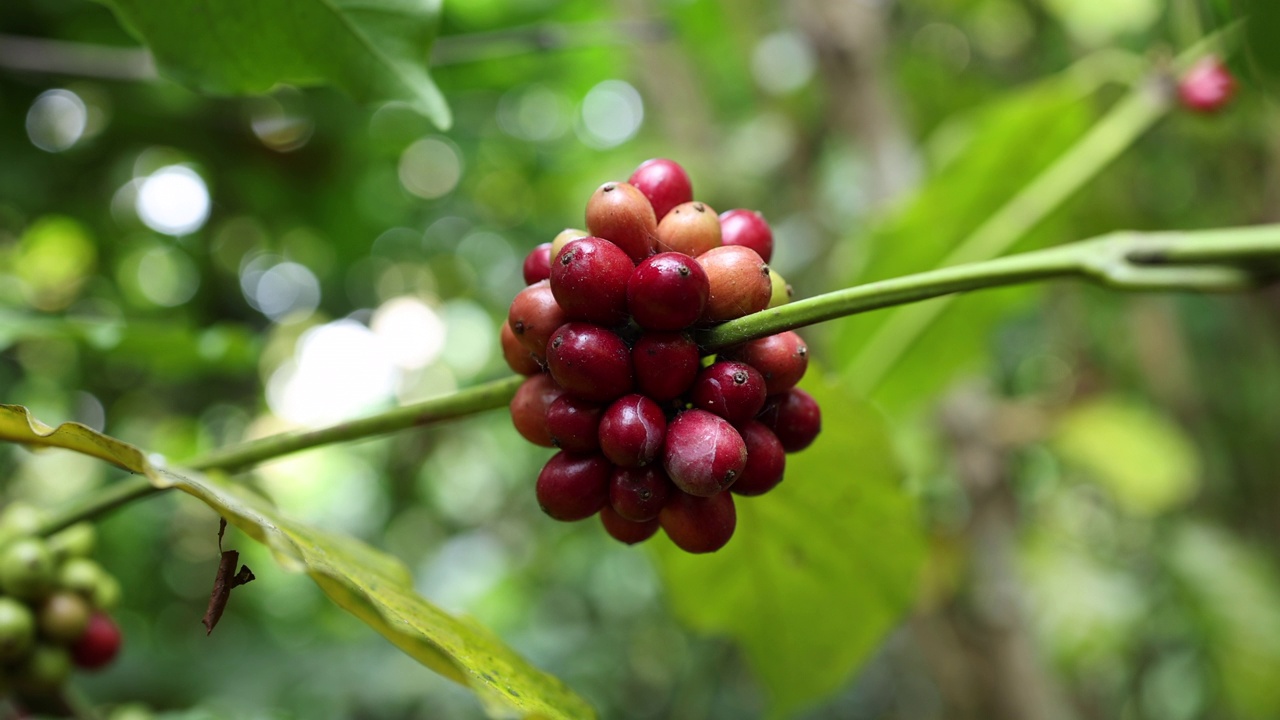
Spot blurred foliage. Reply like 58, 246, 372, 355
2, 0, 1280, 719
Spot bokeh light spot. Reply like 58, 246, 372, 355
398, 136, 462, 199
26, 89, 88, 152
578, 80, 643, 149
751, 32, 817, 95
136, 165, 211, 236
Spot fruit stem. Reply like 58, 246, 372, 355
698, 225, 1276, 351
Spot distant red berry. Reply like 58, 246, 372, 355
660, 491, 736, 554
1178, 55, 1236, 113
719, 209, 773, 263
523, 243, 553, 285
628, 158, 693, 220
70, 612, 121, 670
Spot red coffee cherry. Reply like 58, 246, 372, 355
627, 253, 710, 331
508, 280, 568, 356
697, 246, 772, 322
550, 237, 633, 325
70, 612, 121, 670
632, 332, 700, 402
609, 465, 672, 522
731, 421, 786, 496
599, 394, 667, 468
536, 452, 611, 521
758, 388, 822, 452
663, 409, 748, 497
1178, 55, 1235, 114
500, 322, 542, 376
721, 331, 808, 395
545, 395, 604, 454
691, 360, 767, 425
628, 158, 693, 220
600, 505, 660, 545
509, 374, 564, 447
546, 323, 634, 403
585, 181, 657, 263
523, 242, 553, 285
719, 209, 773, 263
660, 490, 736, 554
656, 201, 721, 257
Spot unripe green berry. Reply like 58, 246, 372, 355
38, 591, 92, 644
0, 502, 46, 546
93, 573, 123, 611
0, 538, 56, 600
58, 557, 105, 597
767, 268, 792, 308
0, 596, 36, 662
48, 522, 96, 561
109, 704, 157, 720
12, 643, 72, 695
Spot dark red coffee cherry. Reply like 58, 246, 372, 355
508, 280, 568, 356
600, 505, 660, 545
656, 202, 721, 257
660, 490, 736, 554
70, 612, 121, 670
585, 181, 657, 263
691, 361, 767, 425
697, 246, 772, 322
758, 388, 822, 452
546, 395, 604, 454
628, 158, 693, 220
536, 452, 611, 521
550, 237, 634, 325
719, 209, 774, 263
546, 323, 634, 403
632, 332, 700, 402
1178, 55, 1235, 114
610, 465, 672, 522
627, 253, 710, 331
599, 394, 667, 468
523, 242, 553, 285
500, 322, 542, 376
721, 330, 808, 395
663, 409, 748, 497
509, 374, 564, 448
731, 421, 786, 496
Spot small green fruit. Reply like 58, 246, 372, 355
767, 268, 792, 309
93, 572, 122, 611
48, 522, 96, 561
58, 557, 103, 596
38, 591, 91, 644
0, 502, 45, 546
0, 596, 36, 662
0, 538, 56, 600
12, 643, 71, 695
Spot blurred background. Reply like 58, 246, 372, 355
3, 0, 1280, 718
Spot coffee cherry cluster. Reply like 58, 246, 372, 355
504, 158, 822, 554
0, 504, 123, 703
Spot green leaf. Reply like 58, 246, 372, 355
93, 0, 451, 128
829, 75, 1094, 415
1052, 397, 1200, 515
1167, 522, 1280, 717
0, 404, 592, 720
652, 375, 926, 718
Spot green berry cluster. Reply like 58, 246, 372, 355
0, 503, 122, 703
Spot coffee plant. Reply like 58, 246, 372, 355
2, 1, 1278, 718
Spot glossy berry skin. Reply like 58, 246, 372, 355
500, 322, 542, 376
509, 374, 564, 448
663, 409, 748, 497
1178, 55, 1235, 113
656, 202, 721, 257
719, 209, 774, 263
627, 253, 710, 331
546, 395, 605, 454
508, 280, 568, 356
599, 394, 667, 468
585, 181, 658, 263
547, 323, 634, 403
691, 361, 767, 425
610, 465, 672, 522
550, 237, 634, 325
722, 331, 808, 395
632, 332, 701, 402
628, 158, 693, 220
759, 388, 822, 452
697, 246, 772, 322
600, 506, 660, 545
731, 421, 786, 496
536, 452, 611, 521
660, 491, 737, 554
523, 243, 553, 285
0, 597, 36, 662
70, 612, 121, 670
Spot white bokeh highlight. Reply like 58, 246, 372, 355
136, 165, 211, 236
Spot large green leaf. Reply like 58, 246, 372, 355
0, 404, 591, 720
829, 75, 1094, 415
93, 0, 450, 128
652, 375, 926, 718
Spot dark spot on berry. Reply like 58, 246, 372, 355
513, 321, 526, 334
693, 202, 705, 212
602, 183, 617, 193
732, 371, 747, 385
